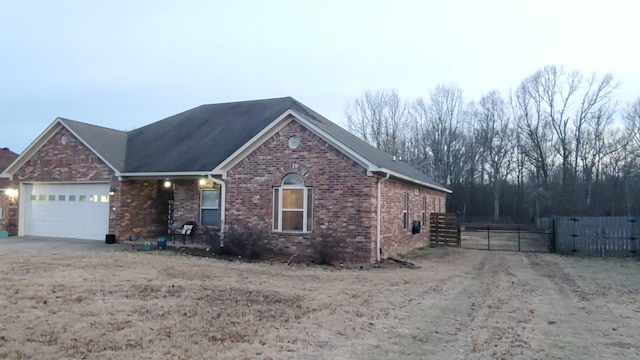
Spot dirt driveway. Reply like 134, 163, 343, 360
0, 242, 638, 359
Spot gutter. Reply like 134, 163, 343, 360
207, 174, 225, 238
376, 173, 390, 262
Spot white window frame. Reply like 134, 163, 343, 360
200, 188, 220, 227
273, 174, 313, 233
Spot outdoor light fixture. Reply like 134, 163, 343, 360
109, 187, 117, 196
164, 180, 172, 188
4, 188, 18, 198
199, 178, 206, 186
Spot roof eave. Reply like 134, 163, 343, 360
118, 171, 212, 180
373, 168, 452, 193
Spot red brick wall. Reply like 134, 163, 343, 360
0, 194, 17, 235
9, 127, 119, 236
379, 179, 447, 258
225, 119, 377, 264
116, 180, 172, 240
14, 128, 115, 182
172, 180, 200, 227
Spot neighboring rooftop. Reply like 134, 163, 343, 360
0, 148, 18, 188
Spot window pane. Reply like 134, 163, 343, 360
201, 209, 218, 227
58, 195, 66, 201
202, 189, 219, 208
273, 188, 279, 230
69, 195, 76, 201
283, 174, 304, 185
306, 188, 313, 231
282, 189, 303, 209
282, 211, 303, 231
49, 195, 56, 201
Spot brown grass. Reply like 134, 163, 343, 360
0, 247, 638, 359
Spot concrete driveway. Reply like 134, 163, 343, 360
0, 236, 127, 253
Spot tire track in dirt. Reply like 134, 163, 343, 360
525, 254, 640, 359
392, 250, 551, 359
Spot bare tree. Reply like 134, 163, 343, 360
572, 73, 618, 179
530, 65, 581, 189
344, 89, 408, 157
513, 79, 555, 187
475, 90, 515, 221
624, 97, 640, 149
411, 84, 467, 185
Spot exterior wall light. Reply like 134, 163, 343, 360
4, 188, 18, 199
164, 180, 172, 188
199, 178, 206, 186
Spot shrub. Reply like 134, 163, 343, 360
220, 225, 269, 260
311, 235, 340, 265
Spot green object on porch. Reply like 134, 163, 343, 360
0, 231, 8, 238
157, 237, 167, 250
141, 242, 153, 251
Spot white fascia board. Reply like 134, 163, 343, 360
213, 110, 296, 178
378, 168, 453, 193
1, 119, 63, 178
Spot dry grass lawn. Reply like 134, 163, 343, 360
0, 246, 639, 359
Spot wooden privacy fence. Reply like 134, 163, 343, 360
430, 213, 460, 247
554, 216, 639, 257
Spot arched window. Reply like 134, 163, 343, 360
273, 174, 313, 232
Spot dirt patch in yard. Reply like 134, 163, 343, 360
0, 247, 638, 359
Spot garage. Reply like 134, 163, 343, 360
21, 183, 110, 240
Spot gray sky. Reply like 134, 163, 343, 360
1, 0, 638, 154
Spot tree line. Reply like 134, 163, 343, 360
344, 65, 640, 223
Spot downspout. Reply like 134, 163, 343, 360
376, 173, 390, 262
208, 174, 225, 238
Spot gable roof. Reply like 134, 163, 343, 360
2, 97, 450, 193
59, 118, 128, 171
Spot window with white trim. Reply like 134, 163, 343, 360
201, 188, 220, 227
273, 174, 313, 232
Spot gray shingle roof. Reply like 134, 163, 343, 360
56, 97, 448, 192
124, 98, 296, 173
59, 118, 128, 171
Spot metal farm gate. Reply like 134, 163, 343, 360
460, 224, 551, 253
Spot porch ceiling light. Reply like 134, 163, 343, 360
4, 188, 18, 198
199, 178, 206, 186
164, 180, 172, 188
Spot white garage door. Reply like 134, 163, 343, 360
22, 183, 110, 240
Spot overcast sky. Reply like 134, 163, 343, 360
1, 0, 638, 154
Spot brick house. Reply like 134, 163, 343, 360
0, 148, 19, 234
0, 97, 450, 263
